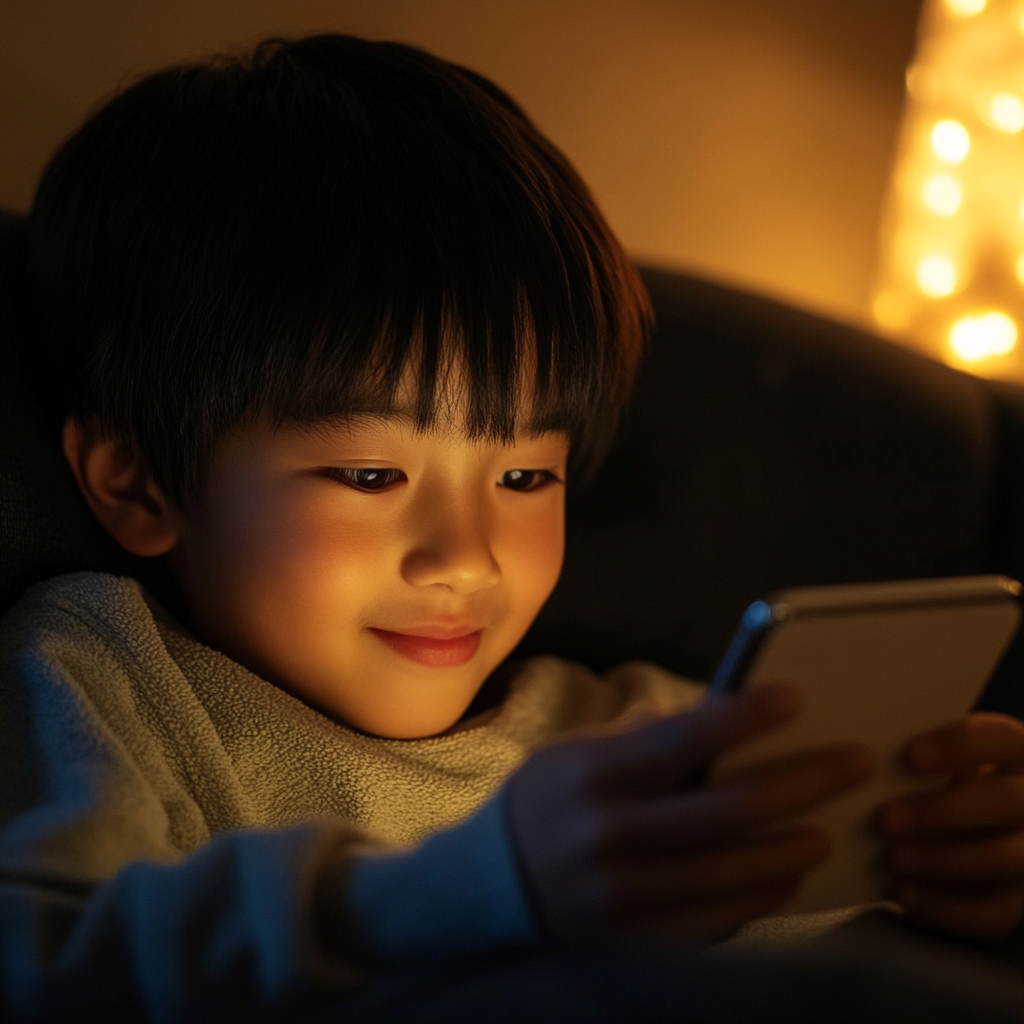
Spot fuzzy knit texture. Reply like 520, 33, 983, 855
0, 572, 705, 884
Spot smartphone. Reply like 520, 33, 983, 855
707, 574, 1022, 916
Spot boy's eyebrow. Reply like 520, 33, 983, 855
292, 412, 563, 444
291, 412, 413, 443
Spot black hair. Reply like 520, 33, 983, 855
27, 34, 651, 505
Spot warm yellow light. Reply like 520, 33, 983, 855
945, 0, 986, 14
916, 255, 957, 296
986, 94, 1024, 133
949, 312, 1017, 360
931, 120, 970, 163
921, 174, 962, 216
874, 3, 1024, 382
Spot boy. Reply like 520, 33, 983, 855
1, 34, 1023, 1021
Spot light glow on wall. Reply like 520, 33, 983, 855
873, 0, 1024, 378
946, 0, 987, 15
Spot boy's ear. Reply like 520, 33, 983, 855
62, 418, 181, 557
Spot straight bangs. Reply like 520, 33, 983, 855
28, 36, 651, 504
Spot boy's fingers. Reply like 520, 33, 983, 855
896, 882, 1024, 939
879, 775, 1024, 838
888, 834, 1024, 881
903, 713, 1024, 774
601, 745, 873, 852
577, 685, 803, 794
609, 828, 829, 909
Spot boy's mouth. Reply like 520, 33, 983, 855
368, 627, 483, 667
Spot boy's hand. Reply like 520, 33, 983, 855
505, 685, 875, 945
879, 712, 1024, 939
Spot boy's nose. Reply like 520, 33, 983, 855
400, 507, 501, 594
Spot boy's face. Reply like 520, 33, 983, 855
168, 414, 569, 738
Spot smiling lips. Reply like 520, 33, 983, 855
369, 626, 483, 667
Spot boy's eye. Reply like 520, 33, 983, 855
327, 468, 405, 491
500, 469, 559, 492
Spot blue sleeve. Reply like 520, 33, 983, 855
0, 796, 538, 1021
346, 790, 540, 965
0, 823, 360, 1023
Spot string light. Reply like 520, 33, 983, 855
931, 120, 970, 163
983, 93, 1024, 133
916, 255, 957, 296
872, 0, 1024, 382
922, 174, 962, 215
949, 312, 1017, 360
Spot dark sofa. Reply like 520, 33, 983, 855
3, 207, 1024, 719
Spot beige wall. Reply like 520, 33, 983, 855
0, 0, 921, 325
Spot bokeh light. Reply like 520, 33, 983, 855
931, 120, 970, 163
949, 312, 1017, 360
985, 93, 1024, 133
922, 174, 962, 215
916, 255, 957, 296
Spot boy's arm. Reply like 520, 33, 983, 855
0, 821, 374, 1022
319, 795, 538, 964
0, 792, 537, 1021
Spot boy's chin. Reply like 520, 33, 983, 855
317, 669, 495, 740
340, 705, 480, 740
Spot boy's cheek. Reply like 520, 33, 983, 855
175, 499, 386, 678
515, 534, 564, 605
501, 503, 565, 593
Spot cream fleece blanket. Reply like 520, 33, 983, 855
0, 573, 704, 884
